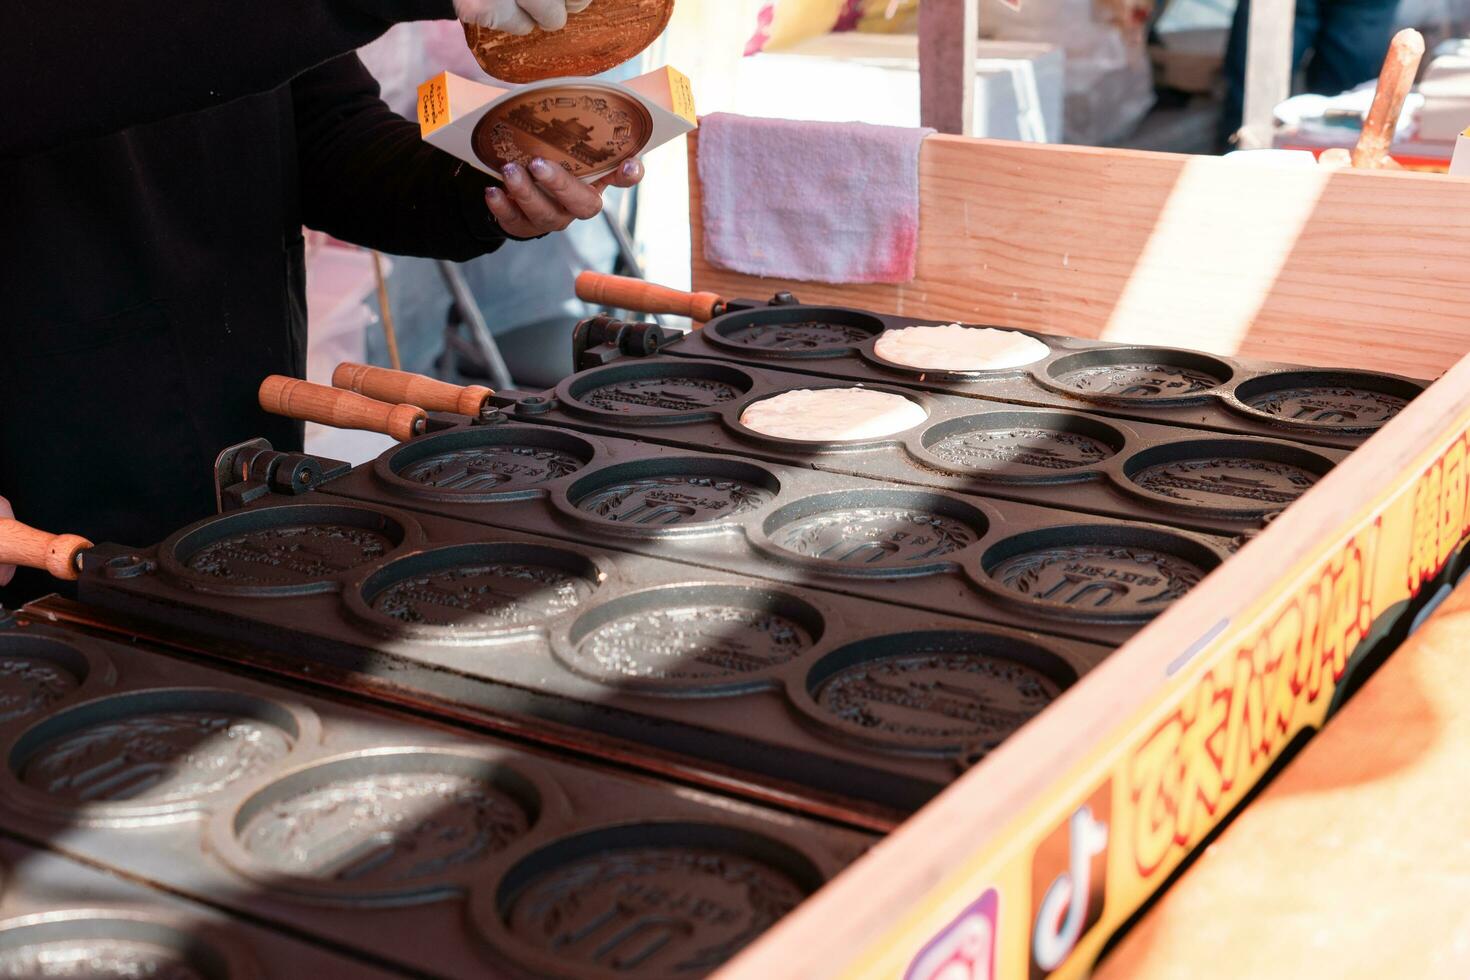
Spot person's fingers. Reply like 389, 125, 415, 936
494, 6, 536, 34
596, 159, 644, 190
0, 497, 15, 588
502, 162, 573, 231
565, 0, 593, 12
485, 186, 535, 238
518, 0, 569, 30
527, 158, 604, 220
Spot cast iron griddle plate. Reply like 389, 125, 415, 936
317, 444, 1239, 640
487, 384, 1343, 536
77, 497, 1116, 812
0, 622, 872, 979
659, 304, 1424, 449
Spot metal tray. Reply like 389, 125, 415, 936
0, 619, 872, 979
68, 495, 1115, 812
650, 303, 1424, 449
0, 834, 406, 978
317, 420, 1243, 605
477, 379, 1346, 536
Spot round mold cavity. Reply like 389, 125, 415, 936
918, 411, 1127, 478
762, 490, 986, 573
7, 689, 307, 821
1231, 370, 1421, 432
163, 504, 407, 596
1045, 348, 1232, 404
0, 910, 254, 980
218, 749, 540, 905
707, 306, 884, 357
981, 525, 1221, 620
800, 631, 1075, 757
351, 543, 600, 640
483, 822, 824, 980
563, 361, 755, 420
377, 427, 595, 501
1122, 439, 1335, 516
566, 458, 780, 532
0, 636, 96, 726
561, 586, 824, 693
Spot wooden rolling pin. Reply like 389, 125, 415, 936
575, 271, 726, 322
0, 519, 92, 581
258, 376, 426, 442
1351, 28, 1425, 169
332, 362, 494, 418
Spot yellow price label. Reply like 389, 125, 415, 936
418, 73, 451, 136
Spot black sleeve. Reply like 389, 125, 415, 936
3, 0, 454, 159
292, 54, 508, 262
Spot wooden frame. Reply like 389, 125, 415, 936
693, 133, 1470, 978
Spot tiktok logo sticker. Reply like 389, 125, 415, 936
905, 889, 998, 980
1029, 782, 1112, 979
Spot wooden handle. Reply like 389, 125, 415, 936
576, 271, 725, 322
332, 362, 492, 417
1352, 29, 1425, 169
0, 519, 91, 581
258, 376, 425, 442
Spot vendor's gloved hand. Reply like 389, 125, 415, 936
0, 497, 14, 588
454, 0, 593, 35
485, 156, 643, 238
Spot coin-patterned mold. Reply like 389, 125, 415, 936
214, 749, 546, 905
317, 468, 1237, 643
1120, 439, 1337, 517
347, 542, 602, 642
1042, 347, 1233, 404
376, 425, 598, 502
562, 360, 756, 421
980, 525, 1223, 621
74, 500, 1116, 810
159, 503, 421, 598
0, 909, 254, 980
477, 822, 825, 980
0, 623, 873, 979
659, 305, 1425, 449
794, 630, 1075, 760
511, 362, 1350, 537
567, 458, 781, 533
0, 836, 414, 979
0, 635, 110, 727
709, 306, 887, 357
917, 410, 1128, 479
1228, 369, 1424, 434
561, 585, 823, 693
761, 490, 988, 574
5, 688, 317, 824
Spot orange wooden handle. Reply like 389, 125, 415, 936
576, 271, 724, 322
1352, 29, 1425, 169
258, 376, 425, 442
0, 518, 91, 581
332, 362, 492, 418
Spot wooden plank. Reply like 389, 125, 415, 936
1238, 0, 1295, 149
918, 0, 979, 135
1097, 576, 1470, 979
688, 132, 1470, 378
714, 327, 1470, 978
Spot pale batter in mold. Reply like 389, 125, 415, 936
874, 324, 1049, 372
739, 388, 927, 441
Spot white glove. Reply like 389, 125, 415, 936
455, 0, 593, 35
